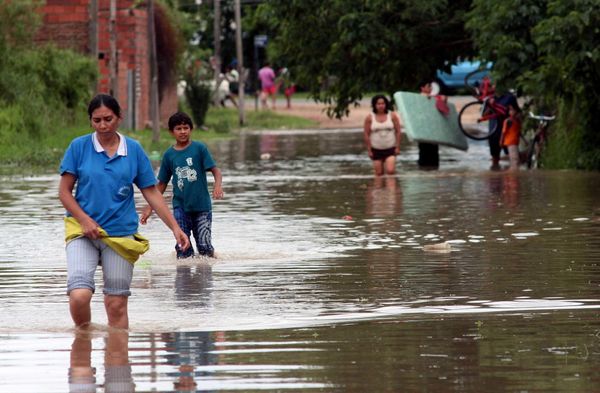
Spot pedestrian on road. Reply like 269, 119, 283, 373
277, 67, 296, 109
258, 62, 277, 109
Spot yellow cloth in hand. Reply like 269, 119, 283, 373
64, 217, 149, 264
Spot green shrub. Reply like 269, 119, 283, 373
0, 0, 96, 166
184, 81, 212, 128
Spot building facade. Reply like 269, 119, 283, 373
36, 0, 177, 129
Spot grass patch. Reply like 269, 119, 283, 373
0, 104, 319, 171
205, 107, 318, 132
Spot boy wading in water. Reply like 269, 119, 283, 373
141, 112, 224, 258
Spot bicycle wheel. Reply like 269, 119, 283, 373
527, 138, 541, 169
458, 101, 499, 140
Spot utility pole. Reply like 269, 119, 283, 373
89, 0, 98, 61
109, 0, 118, 99
212, 0, 222, 106
148, 0, 160, 142
234, 0, 245, 125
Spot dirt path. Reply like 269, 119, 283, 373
271, 99, 370, 129
264, 96, 473, 129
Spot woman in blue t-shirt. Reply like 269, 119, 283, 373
59, 94, 189, 329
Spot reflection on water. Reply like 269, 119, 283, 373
1, 130, 600, 391
174, 264, 213, 309
69, 329, 134, 393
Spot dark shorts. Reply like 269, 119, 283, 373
371, 147, 396, 161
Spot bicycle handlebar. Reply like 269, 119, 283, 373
528, 112, 555, 122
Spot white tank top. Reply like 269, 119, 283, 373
369, 113, 396, 149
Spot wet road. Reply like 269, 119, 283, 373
1, 129, 599, 392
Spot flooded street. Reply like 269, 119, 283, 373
1, 129, 600, 392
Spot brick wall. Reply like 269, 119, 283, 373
36, 0, 90, 53
36, 0, 177, 129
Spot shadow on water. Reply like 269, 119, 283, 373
1, 130, 600, 391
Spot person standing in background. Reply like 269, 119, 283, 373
363, 95, 402, 176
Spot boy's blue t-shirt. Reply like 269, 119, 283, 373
158, 141, 216, 213
59, 133, 157, 236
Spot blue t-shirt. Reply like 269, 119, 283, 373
158, 141, 216, 213
59, 133, 157, 236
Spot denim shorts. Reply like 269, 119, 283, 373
173, 208, 214, 258
66, 237, 134, 296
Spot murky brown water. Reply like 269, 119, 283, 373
1, 129, 600, 392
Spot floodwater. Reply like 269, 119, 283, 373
1, 129, 600, 392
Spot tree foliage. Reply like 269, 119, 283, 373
250, 0, 473, 117
468, 0, 600, 169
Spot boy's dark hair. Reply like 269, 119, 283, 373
168, 112, 194, 131
88, 94, 121, 119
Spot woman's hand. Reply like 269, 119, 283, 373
173, 227, 190, 251
80, 216, 101, 239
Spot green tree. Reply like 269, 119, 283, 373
468, 0, 600, 169
249, 0, 473, 117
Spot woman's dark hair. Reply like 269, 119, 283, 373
371, 94, 391, 113
88, 94, 121, 119
168, 111, 194, 131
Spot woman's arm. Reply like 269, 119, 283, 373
58, 173, 101, 239
140, 186, 190, 251
392, 112, 402, 154
363, 115, 373, 158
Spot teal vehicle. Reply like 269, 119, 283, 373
436, 60, 493, 92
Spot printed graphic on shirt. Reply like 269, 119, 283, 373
175, 158, 198, 191
116, 185, 132, 200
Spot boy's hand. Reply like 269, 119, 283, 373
140, 206, 153, 225
213, 185, 224, 200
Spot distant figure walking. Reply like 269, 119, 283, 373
363, 95, 402, 176
224, 64, 239, 108
277, 67, 296, 109
258, 62, 277, 109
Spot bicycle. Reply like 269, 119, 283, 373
457, 69, 509, 140
521, 112, 555, 169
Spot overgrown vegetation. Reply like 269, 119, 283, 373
247, 0, 473, 118
181, 50, 214, 128
468, 0, 600, 169
0, 0, 96, 163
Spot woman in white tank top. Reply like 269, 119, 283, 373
363, 95, 402, 176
